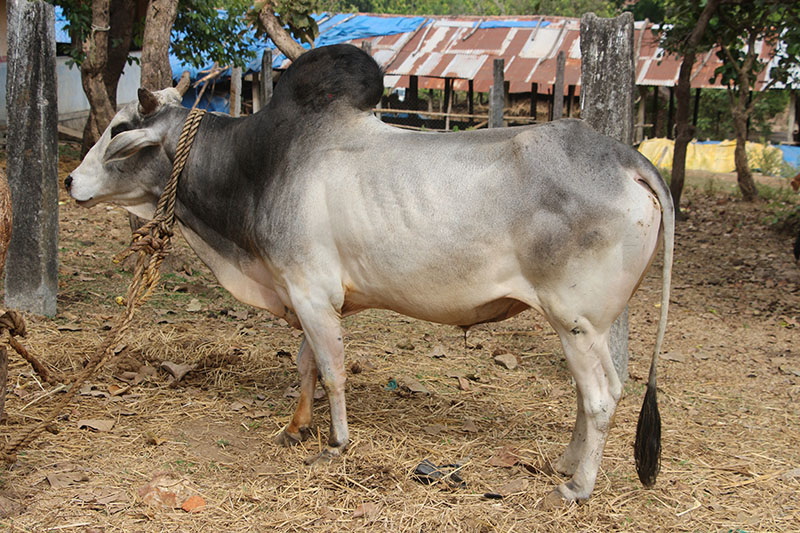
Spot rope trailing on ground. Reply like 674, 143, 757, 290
0, 108, 206, 464
0, 310, 57, 385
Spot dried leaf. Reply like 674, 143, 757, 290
229, 309, 249, 320
662, 352, 686, 363
182, 494, 206, 513
0, 494, 25, 517
428, 344, 447, 358
246, 410, 271, 419
229, 401, 246, 412
161, 361, 196, 382
186, 299, 203, 312
488, 446, 520, 468
400, 376, 430, 394
47, 471, 89, 489
138, 472, 194, 509
57, 323, 82, 332
352, 502, 380, 520
457, 376, 471, 391
115, 371, 144, 385
79, 384, 109, 398
284, 386, 300, 398
423, 424, 446, 435
145, 431, 167, 446
494, 353, 518, 370
496, 477, 528, 496
779, 365, 800, 377
463, 419, 479, 433
78, 419, 115, 432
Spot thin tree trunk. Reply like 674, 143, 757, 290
259, 3, 306, 61
140, 0, 179, 90
732, 93, 758, 201
80, 0, 116, 155
670, 0, 722, 220
105, 0, 136, 109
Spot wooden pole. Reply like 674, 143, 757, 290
787, 90, 796, 144
652, 86, 659, 137
580, 11, 635, 383
468, 79, 474, 119
637, 86, 647, 143
409, 75, 419, 111
489, 58, 504, 128
230, 66, 242, 117
260, 49, 273, 108
530, 83, 538, 121
667, 86, 675, 139
567, 84, 575, 117
553, 50, 565, 120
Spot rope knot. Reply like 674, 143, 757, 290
0, 310, 26, 337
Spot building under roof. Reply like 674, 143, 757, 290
254, 13, 781, 95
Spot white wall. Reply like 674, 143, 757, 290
0, 52, 142, 127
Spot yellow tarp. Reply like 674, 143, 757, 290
638, 138, 783, 173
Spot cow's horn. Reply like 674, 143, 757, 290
138, 88, 159, 116
175, 71, 191, 97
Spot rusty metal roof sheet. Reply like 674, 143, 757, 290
339, 13, 778, 93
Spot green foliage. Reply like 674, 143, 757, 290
317, 0, 618, 17
695, 89, 789, 142
251, 0, 318, 46
46, 0, 93, 66
172, 0, 258, 69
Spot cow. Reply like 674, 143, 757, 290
65, 44, 674, 503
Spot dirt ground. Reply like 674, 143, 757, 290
0, 149, 798, 532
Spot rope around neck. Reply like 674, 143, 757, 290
0, 108, 206, 463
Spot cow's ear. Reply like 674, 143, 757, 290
103, 128, 161, 163
138, 88, 160, 116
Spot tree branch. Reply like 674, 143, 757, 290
258, 4, 306, 61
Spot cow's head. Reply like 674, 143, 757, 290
66, 74, 192, 219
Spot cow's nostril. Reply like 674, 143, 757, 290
64, 175, 73, 191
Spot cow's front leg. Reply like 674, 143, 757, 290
275, 337, 316, 446
289, 297, 349, 464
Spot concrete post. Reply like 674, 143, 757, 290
489, 58, 504, 128
5, 0, 59, 316
553, 50, 565, 120
580, 12, 635, 383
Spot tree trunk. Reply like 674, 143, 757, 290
671, 54, 694, 221
732, 96, 758, 201
104, 0, 136, 109
670, 0, 722, 220
0, 167, 11, 281
80, 0, 117, 155
259, 3, 306, 61
140, 0, 179, 90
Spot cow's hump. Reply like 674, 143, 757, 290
271, 44, 383, 114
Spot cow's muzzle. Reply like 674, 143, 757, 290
64, 175, 73, 191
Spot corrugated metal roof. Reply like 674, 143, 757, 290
337, 13, 778, 93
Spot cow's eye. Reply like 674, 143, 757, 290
110, 123, 131, 138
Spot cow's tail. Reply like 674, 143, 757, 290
633, 159, 674, 488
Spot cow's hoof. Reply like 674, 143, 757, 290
274, 426, 312, 447
538, 483, 588, 509
553, 456, 579, 477
304, 445, 346, 466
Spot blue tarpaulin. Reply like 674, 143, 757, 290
778, 144, 800, 168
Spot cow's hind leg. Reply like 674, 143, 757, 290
275, 337, 316, 446
549, 318, 621, 502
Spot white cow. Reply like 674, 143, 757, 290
66, 44, 674, 503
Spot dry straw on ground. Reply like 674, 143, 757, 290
0, 155, 798, 531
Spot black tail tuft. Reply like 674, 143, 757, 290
634, 382, 661, 487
